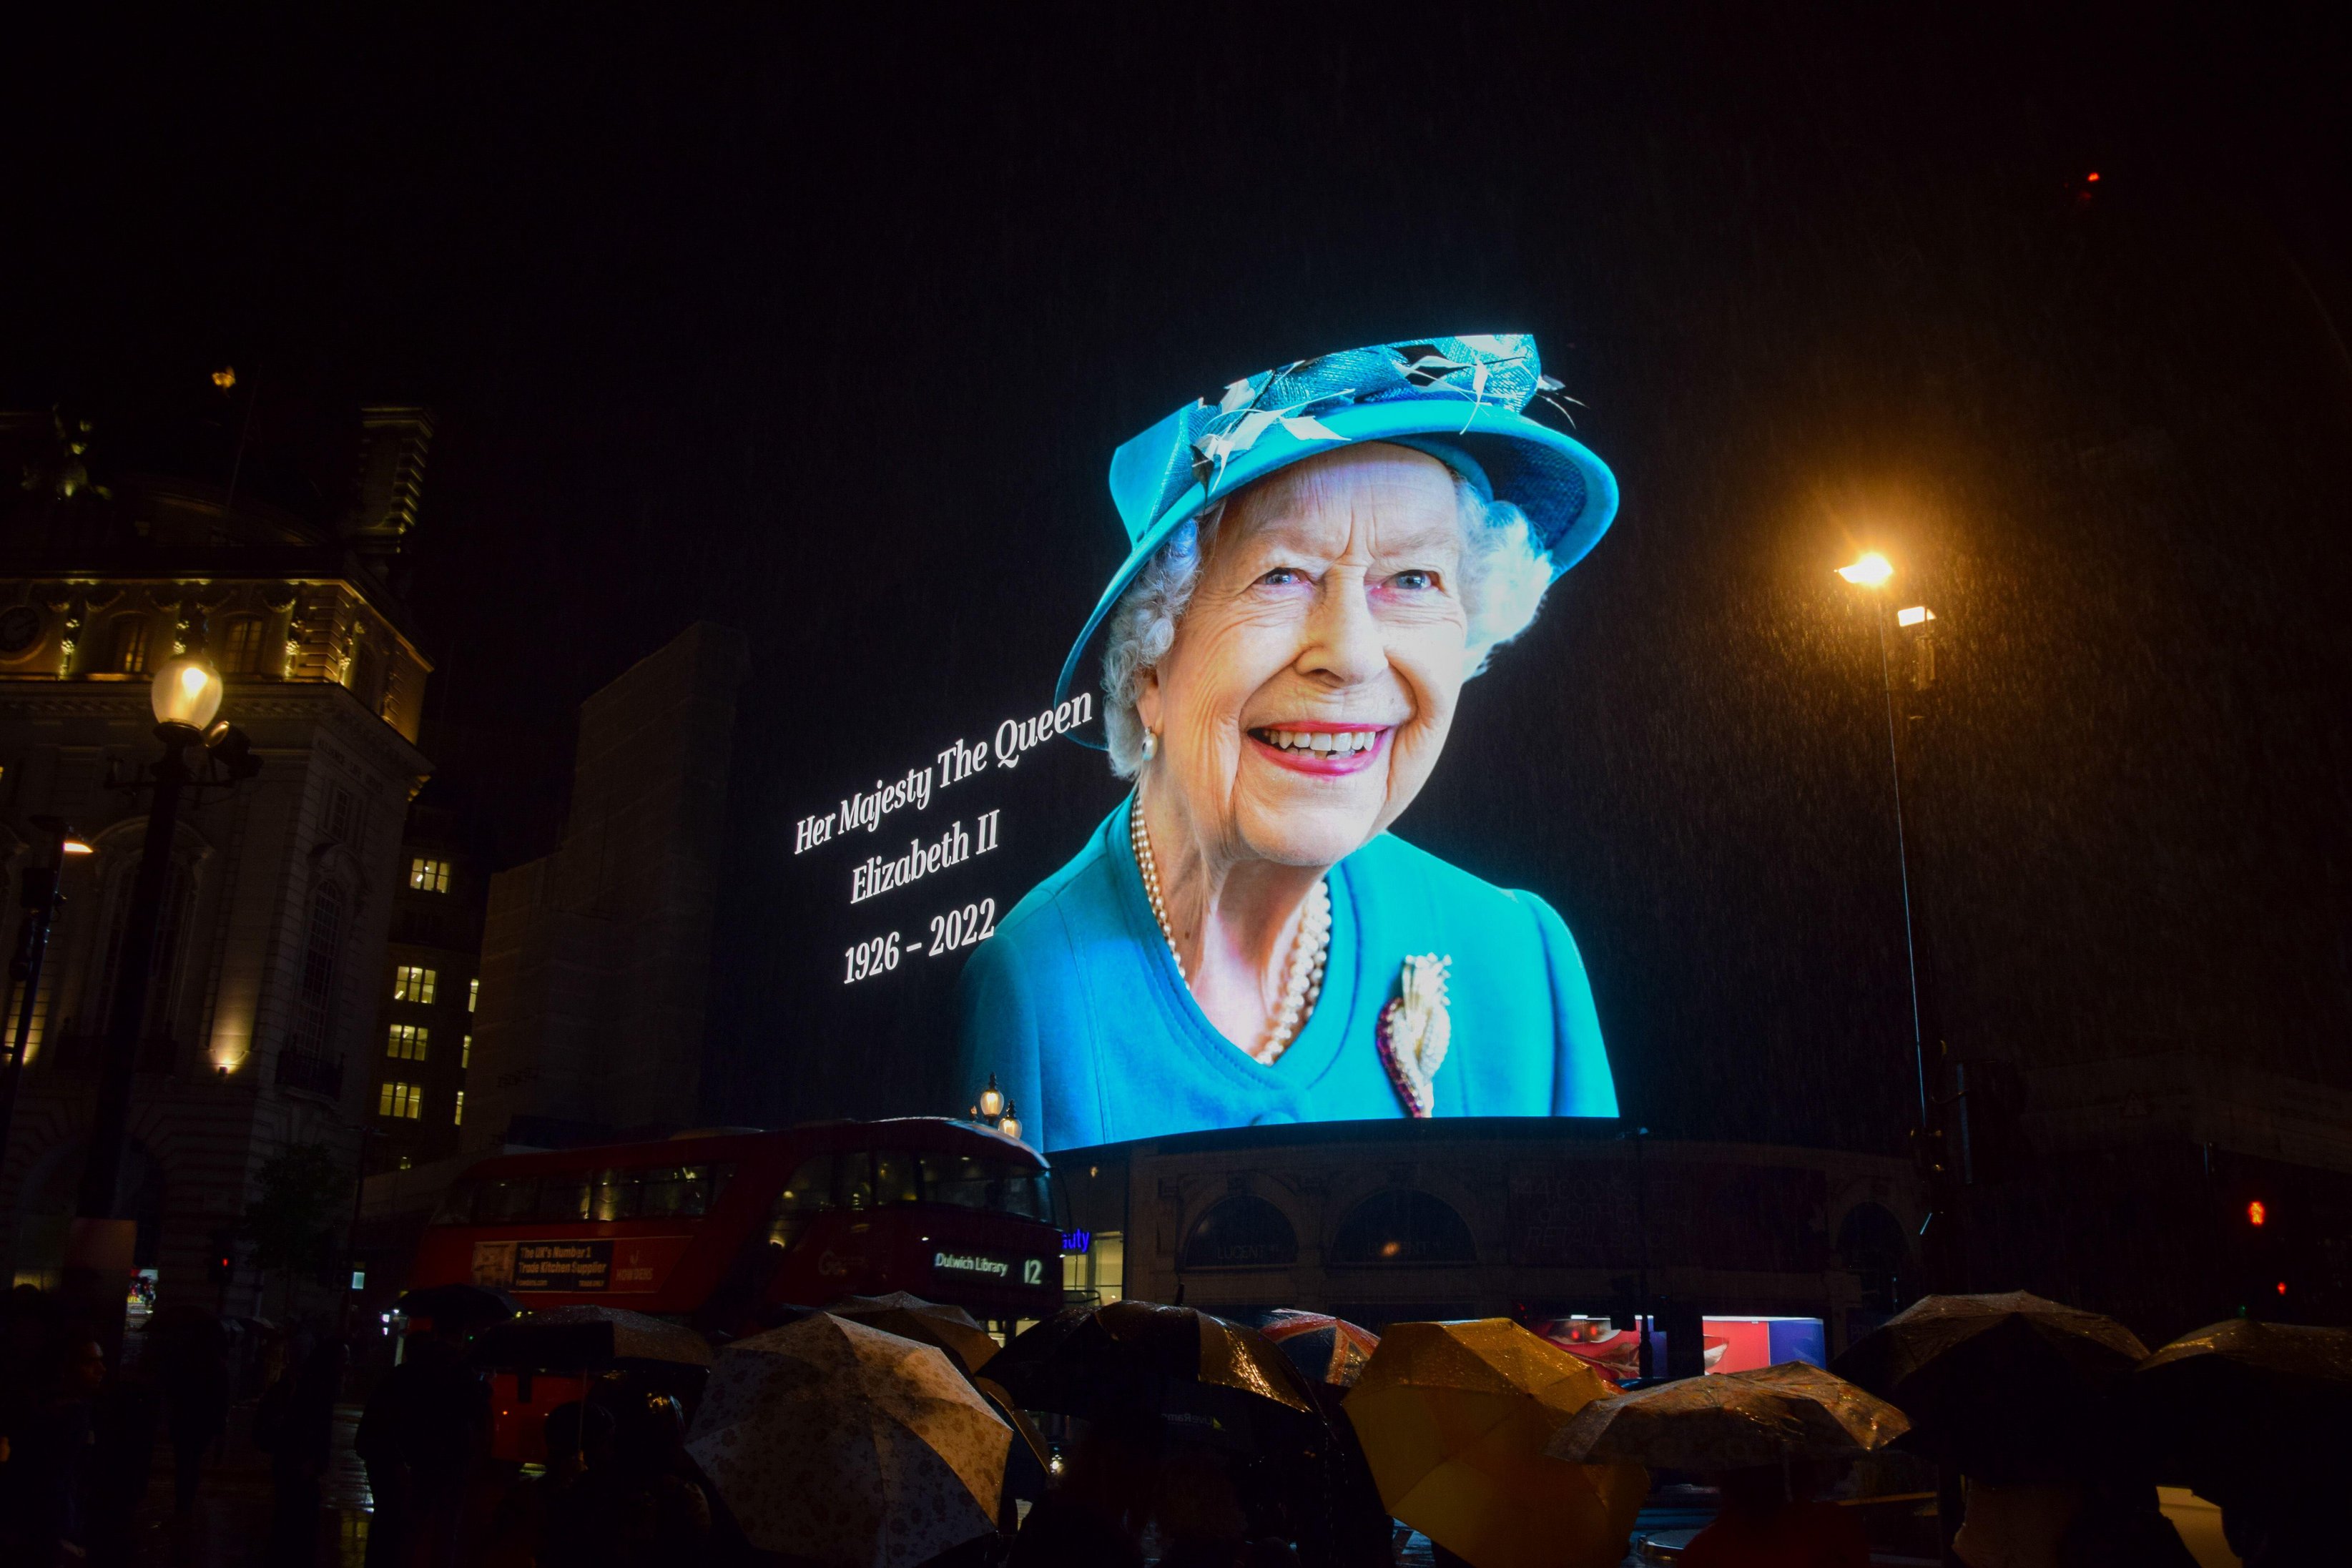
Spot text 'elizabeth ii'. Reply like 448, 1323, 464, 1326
849, 812, 1001, 904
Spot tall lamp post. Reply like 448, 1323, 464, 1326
1, 819, 95, 1175
61, 649, 260, 1353
1835, 551, 1962, 1292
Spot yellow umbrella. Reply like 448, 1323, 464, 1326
1344, 1318, 1646, 1568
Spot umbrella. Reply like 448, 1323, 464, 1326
393, 1282, 519, 1330
1548, 1361, 1909, 1470
1832, 1291, 2146, 1469
2130, 1318, 2352, 1486
685, 1313, 1013, 1568
470, 1304, 713, 1371
988, 1301, 1315, 1422
828, 1291, 1001, 1375
1260, 1310, 1381, 1389
1344, 1318, 1646, 1568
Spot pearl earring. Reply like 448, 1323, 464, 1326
1141, 731, 1158, 761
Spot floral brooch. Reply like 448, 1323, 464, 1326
1377, 952, 1452, 1118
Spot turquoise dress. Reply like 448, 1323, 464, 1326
954, 797, 1618, 1150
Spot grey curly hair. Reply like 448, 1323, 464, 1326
1101, 470, 1554, 776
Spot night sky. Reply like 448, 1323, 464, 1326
10, 9, 2350, 1152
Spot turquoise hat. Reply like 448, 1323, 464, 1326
1055, 332, 1620, 716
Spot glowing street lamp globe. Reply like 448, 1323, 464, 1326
150, 654, 225, 732
1836, 552, 1895, 588
976, 1073, 1005, 1122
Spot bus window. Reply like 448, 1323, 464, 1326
841, 1152, 874, 1210
917, 1155, 1051, 1221
767, 1155, 837, 1251
920, 1153, 995, 1209
639, 1164, 732, 1219
872, 1153, 917, 1207
431, 1182, 478, 1225
998, 1168, 1052, 1222
593, 1168, 641, 1221
476, 1178, 541, 1224
540, 1175, 594, 1223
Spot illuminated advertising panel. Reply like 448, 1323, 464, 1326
787, 334, 1624, 1150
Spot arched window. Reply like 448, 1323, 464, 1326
220, 616, 267, 675
109, 613, 151, 674
287, 879, 346, 1060
96, 857, 195, 1056
1332, 1190, 1477, 1266
1181, 1195, 1299, 1270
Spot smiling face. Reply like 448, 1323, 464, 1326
1138, 444, 1472, 869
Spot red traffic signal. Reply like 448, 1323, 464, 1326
2246, 1200, 2267, 1227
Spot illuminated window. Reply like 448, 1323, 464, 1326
221, 616, 267, 675
386, 1024, 429, 1061
453, 1090, 465, 1126
468, 977, 479, 1012
462, 1034, 471, 1069
392, 965, 438, 1003
409, 857, 451, 894
378, 1081, 424, 1119
109, 615, 151, 674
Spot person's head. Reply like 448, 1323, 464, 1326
1061, 1411, 1166, 1529
61, 1336, 106, 1394
1108, 443, 1553, 867
543, 1399, 617, 1474
1154, 1442, 1246, 1546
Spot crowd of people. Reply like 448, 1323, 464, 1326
0, 1276, 2339, 1568
0, 1281, 353, 1567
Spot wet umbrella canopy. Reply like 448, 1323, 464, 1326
1260, 1310, 1382, 1389
1832, 1291, 2146, 1471
827, 1291, 1000, 1376
1345, 1318, 1646, 1568
393, 1283, 519, 1332
685, 1313, 1012, 1568
2130, 1318, 2352, 1486
468, 1304, 713, 1371
1548, 1361, 1909, 1470
988, 1300, 1315, 1423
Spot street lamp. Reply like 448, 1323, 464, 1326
997, 1102, 1021, 1143
970, 1072, 1005, 1123
1836, 551, 1959, 1288
1836, 551, 1894, 588
63, 645, 258, 1352
1, 819, 94, 1178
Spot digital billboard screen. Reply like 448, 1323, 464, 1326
774, 334, 1627, 1150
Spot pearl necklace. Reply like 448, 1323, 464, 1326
1131, 801, 1331, 1065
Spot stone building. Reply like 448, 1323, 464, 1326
365, 803, 485, 1174
464, 621, 748, 1149
1054, 1120, 1922, 1359
0, 406, 436, 1314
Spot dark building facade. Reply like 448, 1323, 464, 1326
465, 620, 749, 1149
1054, 1120, 1922, 1357
0, 405, 437, 1316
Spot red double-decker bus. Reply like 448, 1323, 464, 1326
408, 1118, 1064, 1332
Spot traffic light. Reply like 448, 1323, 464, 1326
207, 1227, 237, 1286
2246, 1200, 2267, 1227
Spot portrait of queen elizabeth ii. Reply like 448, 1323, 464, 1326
956, 333, 1623, 1150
